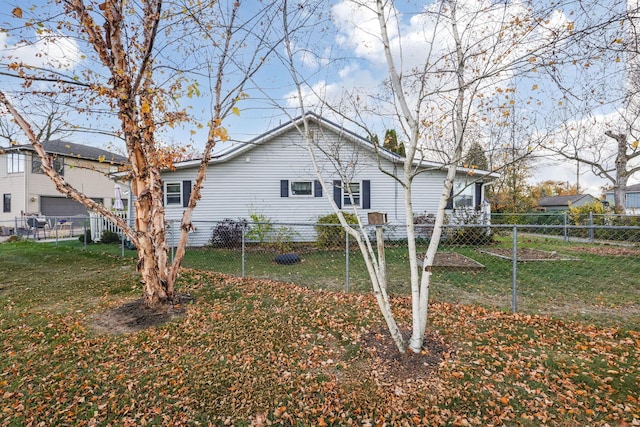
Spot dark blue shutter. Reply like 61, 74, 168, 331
362, 180, 371, 209
280, 180, 289, 197
182, 180, 191, 208
445, 187, 453, 209
333, 180, 342, 208
314, 180, 322, 197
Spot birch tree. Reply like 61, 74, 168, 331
0, 0, 289, 308
282, 0, 616, 353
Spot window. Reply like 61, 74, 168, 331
280, 180, 322, 198
332, 180, 370, 209
3, 194, 10, 213
32, 156, 64, 176
7, 153, 25, 173
343, 182, 361, 207
165, 183, 182, 205
454, 195, 473, 208
451, 181, 474, 209
291, 181, 313, 196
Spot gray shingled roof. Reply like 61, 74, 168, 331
3, 140, 127, 164
537, 194, 593, 207
621, 183, 640, 192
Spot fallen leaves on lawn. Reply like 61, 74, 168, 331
1, 269, 638, 426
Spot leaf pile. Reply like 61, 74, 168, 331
1, 262, 639, 425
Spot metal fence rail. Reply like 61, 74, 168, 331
0, 215, 90, 241
2, 216, 638, 320
169, 220, 639, 318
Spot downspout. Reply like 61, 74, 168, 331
394, 163, 398, 220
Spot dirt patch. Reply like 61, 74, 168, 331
570, 245, 640, 257
361, 328, 452, 382
418, 252, 485, 271
479, 247, 578, 261
89, 294, 194, 334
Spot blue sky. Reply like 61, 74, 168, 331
0, 0, 632, 196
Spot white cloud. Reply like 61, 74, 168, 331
285, 63, 379, 110
331, 1, 396, 64
0, 29, 83, 70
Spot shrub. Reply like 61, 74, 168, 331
315, 212, 359, 249
273, 226, 299, 253
414, 212, 436, 240
443, 209, 494, 246
246, 212, 274, 244
568, 200, 608, 226
100, 230, 121, 244
78, 230, 93, 244
210, 218, 247, 248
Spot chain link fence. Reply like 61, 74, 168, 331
165, 219, 639, 322
0, 215, 90, 241
3, 215, 638, 322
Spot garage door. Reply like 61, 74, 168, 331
41, 196, 99, 217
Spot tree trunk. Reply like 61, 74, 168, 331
605, 131, 630, 213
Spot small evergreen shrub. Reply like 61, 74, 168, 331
100, 230, 121, 244
315, 212, 359, 249
78, 230, 93, 244
210, 218, 248, 248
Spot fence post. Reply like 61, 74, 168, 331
83, 221, 87, 249
563, 211, 568, 243
589, 212, 594, 242
345, 229, 350, 293
52, 216, 59, 246
512, 225, 518, 313
241, 224, 246, 278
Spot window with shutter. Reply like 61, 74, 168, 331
165, 183, 182, 205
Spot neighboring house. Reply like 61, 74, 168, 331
0, 140, 127, 224
604, 183, 640, 214
537, 194, 597, 211
157, 113, 498, 245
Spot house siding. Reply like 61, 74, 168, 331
161, 122, 486, 246
0, 151, 123, 224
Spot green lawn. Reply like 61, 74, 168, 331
50, 235, 640, 329
0, 240, 638, 425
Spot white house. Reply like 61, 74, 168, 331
157, 113, 498, 246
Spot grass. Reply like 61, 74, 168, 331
49, 235, 640, 329
0, 240, 638, 425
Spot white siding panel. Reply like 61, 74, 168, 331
161, 124, 483, 245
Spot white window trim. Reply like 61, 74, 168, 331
165, 182, 182, 206
343, 181, 361, 207
7, 153, 25, 174
290, 180, 314, 197
32, 155, 64, 175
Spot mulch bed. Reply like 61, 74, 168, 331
570, 245, 640, 257
361, 328, 452, 382
89, 294, 194, 334
479, 247, 579, 261
418, 252, 485, 271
